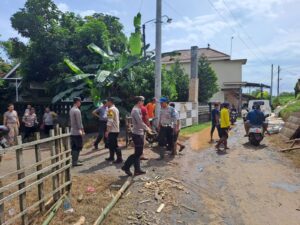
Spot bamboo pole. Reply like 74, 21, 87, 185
41, 193, 68, 225
93, 177, 133, 225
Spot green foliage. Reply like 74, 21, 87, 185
169, 61, 189, 102
255, 90, 270, 99
0, 57, 12, 76
272, 92, 294, 108
279, 100, 300, 121
4, 0, 127, 93
198, 56, 219, 103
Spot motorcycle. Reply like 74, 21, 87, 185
230, 111, 238, 125
146, 118, 159, 145
248, 126, 264, 146
0, 125, 10, 150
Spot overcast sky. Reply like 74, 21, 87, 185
1, 0, 299, 93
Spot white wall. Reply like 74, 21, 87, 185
164, 59, 244, 103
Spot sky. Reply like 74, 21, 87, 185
0, 0, 300, 94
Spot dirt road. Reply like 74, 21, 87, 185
103, 122, 300, 225
1, 121, 300, 225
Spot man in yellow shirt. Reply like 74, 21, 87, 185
216, 103, 231, 151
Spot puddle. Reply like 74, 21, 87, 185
271, 182, 300, 192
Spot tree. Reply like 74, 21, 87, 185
198, 56, 219, 103
5, 0, 128, 90
167, 61, 189, 102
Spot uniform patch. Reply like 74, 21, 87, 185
108, 109, 114, 119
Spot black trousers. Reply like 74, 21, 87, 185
123, 134, 144, 171
211, 123, 221, 138
107, 132, 122, 160
94, 120, 107, 147
23, 126, 37, 141
71, 135, 83, 164
44, 125, 53, 136
158, 126, 174, 149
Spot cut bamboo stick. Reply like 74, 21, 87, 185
93, 177, 133, 225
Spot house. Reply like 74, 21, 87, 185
162, 45, 247, 108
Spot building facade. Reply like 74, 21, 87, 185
162, 46, 247, 108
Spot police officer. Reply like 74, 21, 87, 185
105, 97, 123, 163
158, 97, 177, 159
70, 97, 85, 166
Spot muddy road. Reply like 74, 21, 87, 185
1, 121, 300, 225
104, 122, 300, 225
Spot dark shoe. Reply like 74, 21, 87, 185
94, 144, 98, 150
140, 156, 149, 160
72, 162, 83, 167
121, 166, 133, 176
134, 170, 146, 176
179, 146, 185, 152
113, 159, 123, 164
105, 157, 114, 161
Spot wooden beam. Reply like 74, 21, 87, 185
34, 132, 45, 212
280, 147, 300, 152
16, 136, 28, 225
93, 177, 133, 225
50, 130, 60, 201
0, 149, 71, 180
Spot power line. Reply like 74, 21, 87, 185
221, 0, 271, 64
206, 0, 269, 66
162, 0, 224, 51
138, 0, 144, 12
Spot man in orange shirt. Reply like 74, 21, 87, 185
146, 98, 156, 120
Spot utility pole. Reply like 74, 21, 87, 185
277, 65, 280, 96
155, 0, 162, 117
270, 64, 273, 104
230, 36, 234, 58
142, 24, 146, 57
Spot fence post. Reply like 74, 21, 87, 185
16, 136, 28, 225
64, 127, 72, 192
0, 178, 4, 224
50, 130, 60, 201
34, 132, 45, 212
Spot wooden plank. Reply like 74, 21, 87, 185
0, 164, 71, 205
16, 136, 28, 225
0, 149, 71, 180
34, 132, 45, 212
0, 178, 4, 224
280, 147, 300, 152
3, 133, 70, 152
50, 130, 60, 201
2, 181, 71, 225
285, 138, 300, 143
64, 127, 72, 193
0, 156, 71, 193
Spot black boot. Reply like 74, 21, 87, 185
134, 159, 145, 176
105, 149, 114, 161
72, 151, 83, 166
114, 148, 123, 164
121, 165, 133, 176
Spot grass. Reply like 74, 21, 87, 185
279, 100, 300, 120
180, 122, 210, 137
272, 93, 296, 108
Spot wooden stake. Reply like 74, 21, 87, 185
34, 132, 45, 212
280, 147, 300, 152
16, 136, 28, 225
93, 177, 133, 225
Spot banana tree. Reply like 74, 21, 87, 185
52, 13, 153, 104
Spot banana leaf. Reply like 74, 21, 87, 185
64, 74, 95, 83
51, 83, 86, 103
64, 58, 84, 74
129, 33, 142, 56
134, 13, 141, 29
87, 43, 114, 60
95, 70, 111, 83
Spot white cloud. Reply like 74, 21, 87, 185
57, 2, 69, 13
214, 0, 297, 19
79, 10, 96, 17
